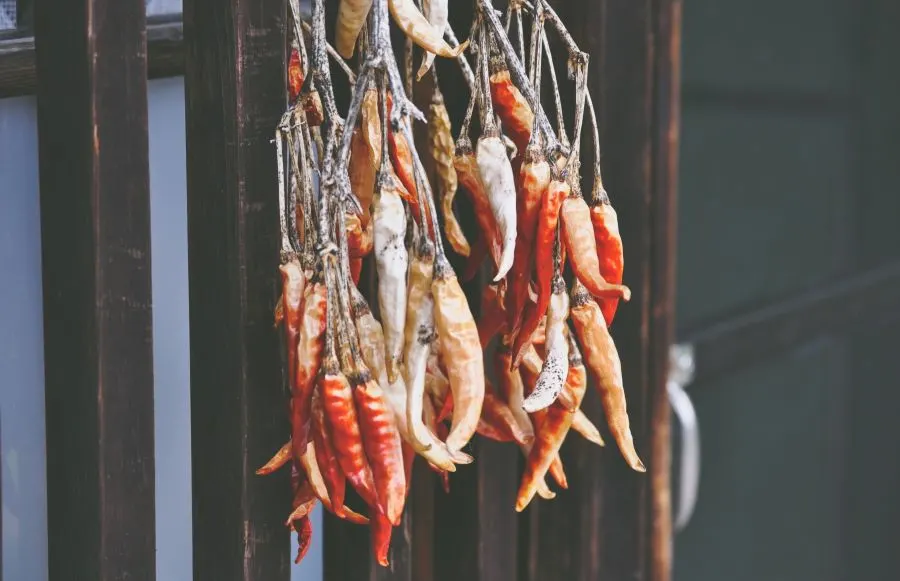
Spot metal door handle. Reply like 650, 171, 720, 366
669, 344, 699, 532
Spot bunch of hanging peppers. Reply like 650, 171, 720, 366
262, 0, 644, 565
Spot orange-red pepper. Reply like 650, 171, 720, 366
289, 48, 304, 102
590, 199, 626, 325
489, 63, 534, 154
291, 280, 327, 459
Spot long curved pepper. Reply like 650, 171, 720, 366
301, 441, 370, 524
478, 383, 534, 445
256, 441, 291, 476
590, 197, 626, 325
281, 261, 306, 397
522, 278, 570, 412
354, 372, 408, 525
319, 359, 380, 508
571, 409, 606, 447
310, 385, 348, 517
561, 192, 631, 301
428, 89, 470, 257
510, 178, 568, 366
403, 243, 458, 471
476, 134, 518, 281
455, 148, 503, 268
293, 514, 313, 564
489, 60, 534, 153
373, 171, 410, 383
432, 260, 485, 454
291, 280, 328, 459
371, 510, 393, 567
385, 96, 427, 227
335, 0, 374, 58
415, 0, 450, 80
389, 0, 468, 59
516, 340, 587, 511
569, 281, 646, 472
506, 145, 551, 332
349, 89, 382, 226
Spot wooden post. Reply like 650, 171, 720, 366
183, 0, 290, 578
33, 0, 157, 578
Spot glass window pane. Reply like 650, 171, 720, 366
0, 95, 47, 581
147, 0, 182, 16
0, 0, 15, 30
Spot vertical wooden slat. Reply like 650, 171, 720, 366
33, 0, 156, 579
183, 0, 289, 579
524, 0, 680, 580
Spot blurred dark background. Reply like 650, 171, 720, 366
674, 1, 900, 580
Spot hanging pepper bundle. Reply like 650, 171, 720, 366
261, 0, 645, 566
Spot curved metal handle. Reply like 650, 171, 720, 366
668, 344, 700, 532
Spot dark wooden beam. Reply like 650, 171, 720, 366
33, 0, 156, 578
183, 0, 289, 579
0, 18, 183, 98
682, 261, 900, 385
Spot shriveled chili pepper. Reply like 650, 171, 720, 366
350, 89, 382, 225
256, 441, 291, 476
516, 338, 587, 510
522, 276, 570, 412
281, 261, 306, 398
415, 0, 450, 79
488, 59, 534, 154
510, 177, 568, 366
432, 259, 485, 454
384, 94, 424, 221
506, 143, 550, 332
310, 385, 349, 517
571, 409, 606, 447
388, 0, 468, 59
519, 345, 569, 490
477, 282, 507, 348
335, 0, 374, 58
428, 88, 469, 257
569, 280, 646, 472
320, 357, 380, 507
455, 147, 503, 268
371, 509, 393, 567
561, 190, 631, 302
289, 47, 304, 102
477, 383, 533, 446
590, 191, 625, 326
403, 242, 457, 471
354, 371, 407, 525
373, 170, 410, 383
290, 279, 327, 459
300, 438, 369, 524
476, 133, 518, 280
293, 515, 313, 564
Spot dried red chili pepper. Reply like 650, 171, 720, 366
281, 261, 306, 401
354, 371, 407, 525
590, 193, 625, 325
489, 60, 534, 153
291, 279, 327, 459
510, 178, 567, 366
455, 148, 503, 268
477, 383, 533, 445
255, 441, 291, 476
371, 510, 393, 567
517, 339, 587, 510
506, 143, 550, 332
350, 89, 381, 225
320, 357, 380, 508
569, 281, 645, 472
310, 385, 348, 517
561, 190, 631, 302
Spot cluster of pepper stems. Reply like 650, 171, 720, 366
261, 0, 644, 566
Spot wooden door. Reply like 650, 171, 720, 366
674, 1, 900, 580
